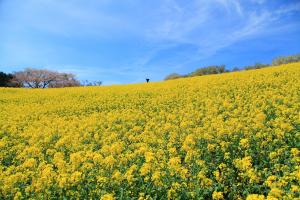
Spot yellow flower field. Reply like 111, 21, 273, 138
0, 63, 299, 199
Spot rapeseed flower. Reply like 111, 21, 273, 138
0, 62, 299, 199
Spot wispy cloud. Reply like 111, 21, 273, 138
215, 0, 243, 16
137, 0, 300, 69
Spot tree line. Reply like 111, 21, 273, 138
1, 53, 299, 87
0, 68, 102, 88
165, 53, 300, 80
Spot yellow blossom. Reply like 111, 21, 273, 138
212, 191, 224, 200
140, 163, 151, 176
246, 194, 265, 200
234, 156, 252, 171
240, 138, 249, 149
101, 193, 115, 200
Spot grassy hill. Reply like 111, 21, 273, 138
0, 62, 299, 199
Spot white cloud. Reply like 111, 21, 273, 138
138, 0, 300, 68
215, 0, 243, 16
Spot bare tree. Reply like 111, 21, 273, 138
82, 80, 102, 86
49, 73, 80, 88
14, 68, 80, 88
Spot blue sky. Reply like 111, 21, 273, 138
0, 0, 300, 85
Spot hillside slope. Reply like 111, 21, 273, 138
0, 63, 300, 199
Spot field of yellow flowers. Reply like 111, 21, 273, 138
0, 62, 300, 199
